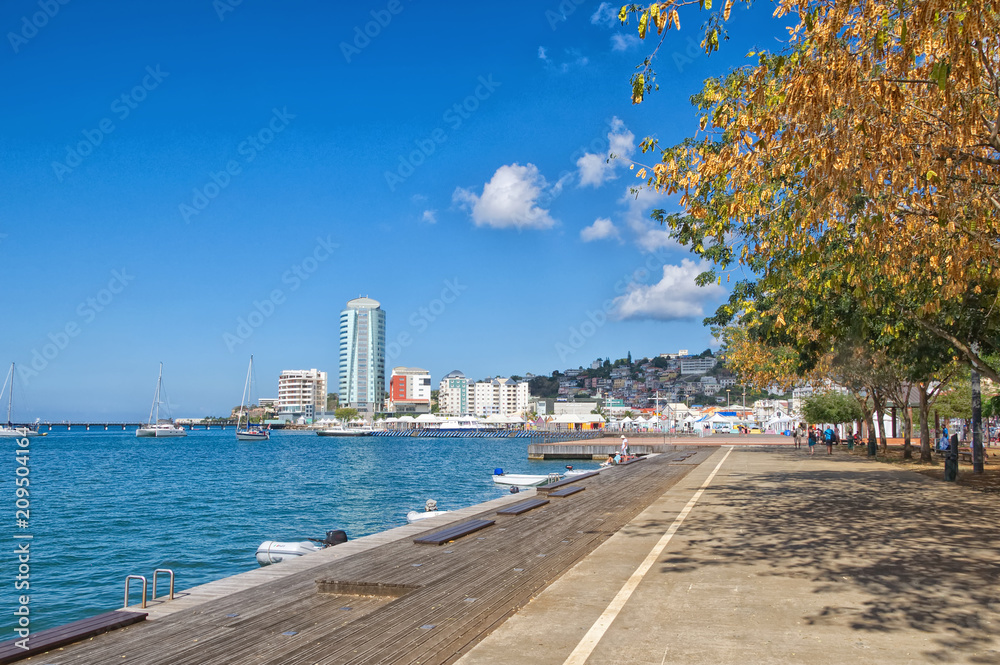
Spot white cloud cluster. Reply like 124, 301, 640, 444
538, 46, 590, 73
576, 117, 635, 188
611, 33, 640, 51
421, 210, 437, 224
621, 187, 676, 252
453, 163, 555, 230
613, 259, 725, 321
590, 2, 617, 26
580, 217, 620, 242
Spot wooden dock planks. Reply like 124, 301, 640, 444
21, 449, 714, 665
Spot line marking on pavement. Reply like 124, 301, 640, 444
561, 446, 735, 665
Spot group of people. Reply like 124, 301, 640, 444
603, 435, 631, 465
792, 424, 859, 456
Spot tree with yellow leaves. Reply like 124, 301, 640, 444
620, 0, 1000, 381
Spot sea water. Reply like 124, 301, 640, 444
0, 430, 589, 633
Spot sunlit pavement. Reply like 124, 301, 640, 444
460, 446, 1000, 665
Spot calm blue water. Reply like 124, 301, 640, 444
0, 430, 590, 634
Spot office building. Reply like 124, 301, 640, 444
339, 296, 386, 414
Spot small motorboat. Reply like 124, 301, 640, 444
255, 529, 347, 566
406, 499, 450, 523
563, 465, 595, 476
491, 468, 562, 488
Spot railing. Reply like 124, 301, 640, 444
124, 575, 147, 609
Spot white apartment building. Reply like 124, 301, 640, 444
438, 370, 470, 416
472, 377, 530, 417
679, 357, 718, 374
277, 369, 327, 420
387, 366, 432, 413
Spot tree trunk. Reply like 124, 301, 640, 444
872, 389, 888, 452
919, 384, 932, 462
903, 404, 913, 460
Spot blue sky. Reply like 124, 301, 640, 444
1, 0, 788, 420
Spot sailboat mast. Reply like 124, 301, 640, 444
6, 363, 14, 427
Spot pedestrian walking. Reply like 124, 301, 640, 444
824, 426, 834, 455
808, 427, 817, 456
793, 424, 802, 449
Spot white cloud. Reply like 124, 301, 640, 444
620, 186, 677, 252
613, 259, 725, 321
580, 217, 621, 242
611, 33, 640, 51
421, 210, 437, 224
453, 163, 556, 230
591, 2, 617, 26
410, 193, 428, 204
540, 48, 590, 74
576, 117, 635, 188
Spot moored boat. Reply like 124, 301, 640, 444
235, 355, 269, 442
406, 499, 450, 523
317, 424, 373, 437
491, 469, 562, 488
0, 363, 44, 438
256, 529, 348, 566
137, 363, 186, 438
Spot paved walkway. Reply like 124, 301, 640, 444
459, 447, 1000, 665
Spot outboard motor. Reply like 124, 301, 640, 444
311, 530, 348, 548
424, 499, 438, 512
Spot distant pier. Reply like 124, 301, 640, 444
9, 421, 241, 432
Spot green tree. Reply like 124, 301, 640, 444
334, 407, 359, 422
802, 392, 864, 426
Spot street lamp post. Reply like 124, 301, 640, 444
726, 390, 731, 408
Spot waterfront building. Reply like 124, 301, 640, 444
339, 296, 386, 415
277, 369, 327, 421
471, 377, 530, 418
438, 370, 470, 416
387, 367, 432, 413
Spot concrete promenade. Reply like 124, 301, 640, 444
461, 447, 1000, 664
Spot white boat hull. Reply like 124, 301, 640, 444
0, 428, 41, 438
492, 473, 561, 487
136, 426, 187, 438
406, 510, 451, 523
255, 540, 321, 566
236, 430, 270, 441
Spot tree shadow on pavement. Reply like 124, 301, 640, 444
645, 450, 1000, 662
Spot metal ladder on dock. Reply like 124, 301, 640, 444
124, 569, 174, 609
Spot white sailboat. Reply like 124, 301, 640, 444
0, 363, 43, 438
136, 363, 186, 438
236, 355, 269, 442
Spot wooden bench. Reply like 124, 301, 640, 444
413, 519, 495, 546
548, 486, 585, 498
537, 471, 600, 493
496, 498, 549, 516
0, 610, 147, 664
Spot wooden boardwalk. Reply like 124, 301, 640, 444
20, 450, 713, 665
